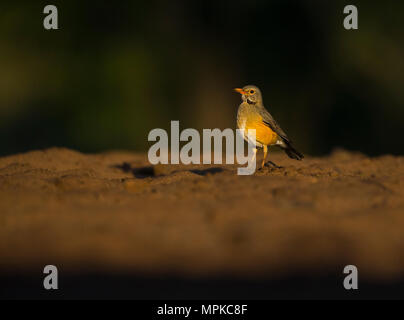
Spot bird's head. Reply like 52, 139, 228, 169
234, 85, 262, 105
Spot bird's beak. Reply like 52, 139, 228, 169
234, 88, 247, 95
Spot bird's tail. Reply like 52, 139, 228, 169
282, 142, 304, 160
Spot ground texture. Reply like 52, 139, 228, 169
0, 148, 403, 298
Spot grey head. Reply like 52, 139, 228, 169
234, 85, 263, 105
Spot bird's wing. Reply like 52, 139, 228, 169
259, 108, 290, 143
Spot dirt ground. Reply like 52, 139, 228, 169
0, 147, 403, 288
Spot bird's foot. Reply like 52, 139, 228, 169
264, 161, 283, 169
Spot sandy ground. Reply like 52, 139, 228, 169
0, 148, 404, 298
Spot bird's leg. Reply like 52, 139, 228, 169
263, 147, 283, 169
251, 147, 257, 164
261, 145, 268, 169
247, 147, 258, 172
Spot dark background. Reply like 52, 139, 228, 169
0, 0, 403, 157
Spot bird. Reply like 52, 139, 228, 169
234, 85, 304, 169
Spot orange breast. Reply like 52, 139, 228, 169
245, 116, 278, 146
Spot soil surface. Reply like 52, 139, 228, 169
0, 148, 403, 286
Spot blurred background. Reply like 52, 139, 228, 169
0, 0, 403, 157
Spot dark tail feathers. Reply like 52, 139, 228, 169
283, 142, 304, 160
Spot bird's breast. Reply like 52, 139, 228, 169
237, 104, 278, 147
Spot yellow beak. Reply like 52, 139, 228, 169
234, 88, 247, 95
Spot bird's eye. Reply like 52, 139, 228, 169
250, 90, 255, 94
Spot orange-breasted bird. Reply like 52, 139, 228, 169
235, 85, 304, 169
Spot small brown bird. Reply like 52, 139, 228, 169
235, 85, 304, 169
